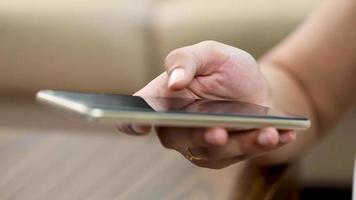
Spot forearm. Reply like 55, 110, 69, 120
250, 0, 356, 165
250, 63, 320, 165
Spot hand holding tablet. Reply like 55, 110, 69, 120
37, 41, 310, 168
37, 90, 306, 168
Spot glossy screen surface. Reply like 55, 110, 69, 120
39, 90, 307, 121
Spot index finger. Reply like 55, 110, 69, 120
164, 41, 231, 90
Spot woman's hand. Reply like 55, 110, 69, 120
118, 41, 296, 169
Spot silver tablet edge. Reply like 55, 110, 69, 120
36, 90, 311, 130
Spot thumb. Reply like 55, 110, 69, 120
165, 47, 199, 91
167, 67, 193, 90
165, 41, 232, 91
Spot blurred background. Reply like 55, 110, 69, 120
0, 0, 355, 199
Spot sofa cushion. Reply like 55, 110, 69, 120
0, 0, 153, 95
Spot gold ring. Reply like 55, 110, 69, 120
186, 148, 204, 161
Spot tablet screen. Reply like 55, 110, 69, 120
37, 90, 306, 121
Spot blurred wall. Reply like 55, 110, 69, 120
1, 0, 354, 188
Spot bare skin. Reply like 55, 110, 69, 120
118, 0, 356, 168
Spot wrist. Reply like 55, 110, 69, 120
249, 62, 320, 166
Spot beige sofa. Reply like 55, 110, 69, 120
0, 0, 321, 95
3, 0, 354, 199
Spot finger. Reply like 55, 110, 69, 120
133, 73, 199, 99
156, 127, 226, 151
256, 127, 280, 147
188, 127, 289, 160
165, 53, 197, 90
164, 41, 229, 91
188, 129, 258, 160
279, 130, 297, 144
133, 73, 168, 97
116, 123, 151, 136
203, 127, 229, 146
203, 127, 279, 148
181, 147, 248, 169
156, 127, 206, 150
186, 154, 248, 169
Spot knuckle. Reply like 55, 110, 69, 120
194, 75, 222, 95
164, 48, 189, 67
164, 50, 177, 65
199, 40, 221, 48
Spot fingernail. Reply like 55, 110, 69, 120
258, 132, 272, 146
280, 133, 296, 144
168, 68, 185, 88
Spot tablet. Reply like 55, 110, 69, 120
36, 90, 310, 130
